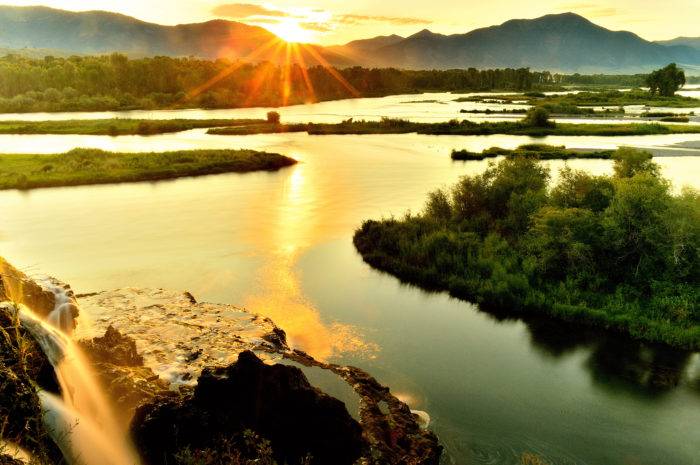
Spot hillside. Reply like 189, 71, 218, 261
1, 7, 699, 73
359, 13, 700, 72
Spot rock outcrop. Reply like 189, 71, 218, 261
79, 326, 169, 426
79, 287, 442, 465
131, 350, 364, 465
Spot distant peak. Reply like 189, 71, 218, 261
409, 29, 440, 39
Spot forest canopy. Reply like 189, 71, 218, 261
0, 53, 658, 113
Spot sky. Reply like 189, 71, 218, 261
2, 1, 699, 44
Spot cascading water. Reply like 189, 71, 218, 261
16, 283, 140, 465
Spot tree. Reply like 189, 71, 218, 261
523, 107, 553, 128
646, 63, 686, 97
612, 148, 659, 179
266, 111, 281, 124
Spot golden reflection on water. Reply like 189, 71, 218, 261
242, 164, 377, 361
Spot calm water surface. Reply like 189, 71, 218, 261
0, 99, 699, 465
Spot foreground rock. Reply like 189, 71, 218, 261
0, 268, 441, 465
79, 325, 170, 425
76, 288, 283, 387
132, 350, 364, 465
79, 288, 442, 464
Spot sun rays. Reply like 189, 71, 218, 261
182, 35, 359, 107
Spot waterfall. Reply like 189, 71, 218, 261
17, 288, 140, 465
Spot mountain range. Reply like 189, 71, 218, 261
1, 5, 699, 73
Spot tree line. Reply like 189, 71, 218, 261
0, 54, 572, 112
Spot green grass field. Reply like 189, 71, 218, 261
0, 148, 297, 189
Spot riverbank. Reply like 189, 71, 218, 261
209, 119, 700, 137
0, 148, 297, 190
353, 149, 699, 349
0, 118, 266, 135
456, 90, 700, 108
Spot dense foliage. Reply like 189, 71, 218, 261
354, 149, 699, 348
0, 54, 557, 112
451, 144, 614, 161
646, 63, 686, 97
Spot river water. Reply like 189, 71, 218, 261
0, 94, 698, 465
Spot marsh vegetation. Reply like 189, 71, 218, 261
0, 149, 296, 189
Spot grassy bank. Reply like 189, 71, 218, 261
451, 144, 615, 160
209, 118, 700, 137
353, 149, 699, 349
0, 148, 297, 189
456, 90, 700, 108
0, 118, 266, 135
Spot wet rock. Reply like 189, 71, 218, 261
80, 325, 144, 367
286, 350, 442, 465
131, 350, 364, 465
80, 326, 169, 425
0, 454, 24, 465
76, 288, 283, 387
0, 260, 59, 319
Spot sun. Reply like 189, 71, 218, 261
264, 20, 315, 43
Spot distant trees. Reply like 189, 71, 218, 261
0, 54, 565, 112
646, 63, 686, 97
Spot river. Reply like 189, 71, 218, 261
0, 94, 698, 465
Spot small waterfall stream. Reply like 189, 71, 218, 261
17, 284, 140, 465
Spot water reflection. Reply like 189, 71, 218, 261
586, 339, 694, 397
238, 164, 376, 360
522, 315, 694, 397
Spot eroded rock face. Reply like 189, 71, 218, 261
79, 325, 169, 426
131, 350, 364, 465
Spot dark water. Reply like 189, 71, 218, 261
0, 109, 698, 464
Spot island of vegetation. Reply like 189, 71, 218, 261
451, 144, 614, 161
0, 148, 297, 189
354, 149, 699, 349
0, 118, 268, 135
209, 108, 700, 137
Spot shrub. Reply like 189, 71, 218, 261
266, 111, 281, 124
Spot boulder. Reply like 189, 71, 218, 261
131, 350, 365, 465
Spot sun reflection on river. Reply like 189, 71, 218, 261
242, 164, 377, 361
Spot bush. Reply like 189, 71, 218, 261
523, 107, 554, 128
266, 111, 281, 124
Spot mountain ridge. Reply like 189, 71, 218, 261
1, 6, 699, 73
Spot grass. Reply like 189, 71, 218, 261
455, 90, 700, 108
451, 144, 614, 161
208, 118, 700, 137
0, 148, 297, 190
0, 119, 267, 136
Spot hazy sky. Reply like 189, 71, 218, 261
2, 1, 698, 44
